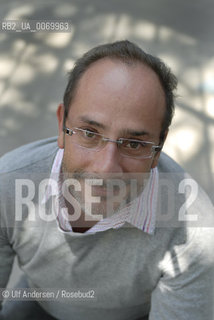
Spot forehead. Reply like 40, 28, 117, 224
76, 57, 164, 93
68, 58, 166, 138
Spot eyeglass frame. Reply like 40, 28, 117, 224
63, 122, 162, 159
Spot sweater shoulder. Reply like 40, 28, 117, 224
158, 152, 185, 173
0, 137, 58, 173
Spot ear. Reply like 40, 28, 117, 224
56, 103, 65, 149
151, 129, 168, 168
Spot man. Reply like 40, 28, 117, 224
0, 40, 213, 320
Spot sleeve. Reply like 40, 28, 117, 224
149, 227, 214, 320
0, 228, 15, 312
0, 175, 16, 312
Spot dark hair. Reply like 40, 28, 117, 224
63, 40, 177, 143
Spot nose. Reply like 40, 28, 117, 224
90, 141, 123, 174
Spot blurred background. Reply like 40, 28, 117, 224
0, 0, 214, 202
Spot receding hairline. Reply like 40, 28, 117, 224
67, 56, 166, 110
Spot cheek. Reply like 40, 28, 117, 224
124, 158, 153, 173
63, 147, 90, 172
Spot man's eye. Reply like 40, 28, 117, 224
127, 141, 141, 149
84, 130, 96, 138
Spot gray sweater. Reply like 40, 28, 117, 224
0, 137, 214, 320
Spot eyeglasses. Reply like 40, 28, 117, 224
63, 126, 162, 159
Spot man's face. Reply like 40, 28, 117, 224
57, 58, 166, 220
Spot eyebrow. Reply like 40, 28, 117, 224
122, 129, 151, 137
79, 116, 106, 130
78, 115, 152, 138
